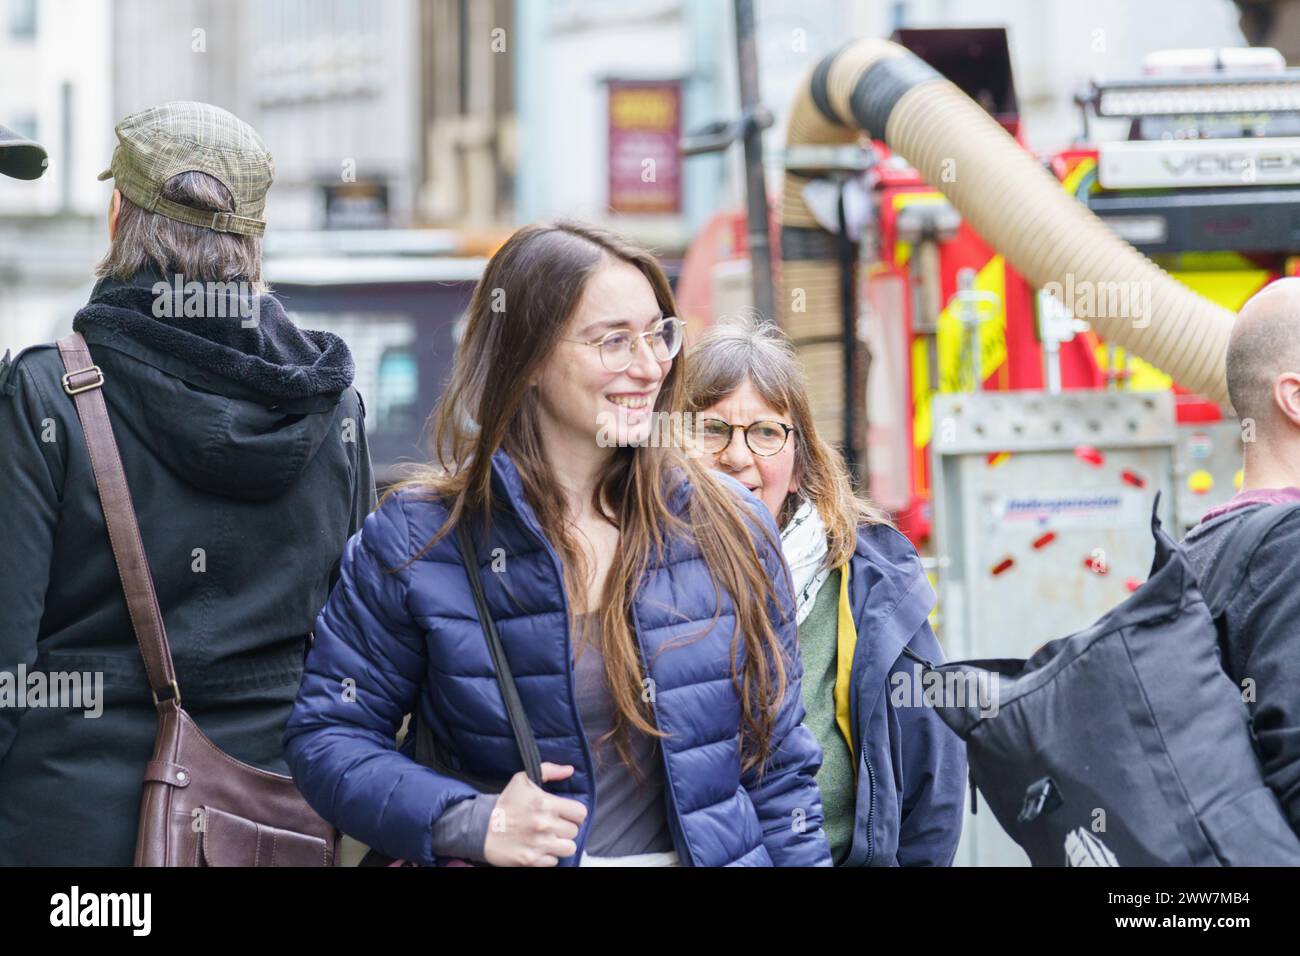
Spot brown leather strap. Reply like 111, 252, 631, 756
57, 332, 181, 711
144, 760, 192, 787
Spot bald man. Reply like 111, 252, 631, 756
1182, 277, 1300, 837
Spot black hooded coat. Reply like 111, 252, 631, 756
0, 270, 374, 864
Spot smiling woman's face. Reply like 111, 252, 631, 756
698, 377, 797, 524
533, 257, 672, 450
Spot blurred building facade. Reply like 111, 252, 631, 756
419, 0, 515, 230
0, 0, 111, 353
509, 0, 1247, 251
110, 0, 423, 231
0, 0, 1263, 355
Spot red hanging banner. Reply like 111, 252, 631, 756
607, 80, 682, 215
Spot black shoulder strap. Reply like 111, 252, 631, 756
453, 521, 544, 785
1200, 501, 1300, 617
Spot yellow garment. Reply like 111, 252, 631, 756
835, 560, 857, 782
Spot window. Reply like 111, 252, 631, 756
9, 0, 36, 38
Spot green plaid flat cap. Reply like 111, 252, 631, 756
97, 101, 274, 237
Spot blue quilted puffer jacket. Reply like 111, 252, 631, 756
284, 449, 832, 867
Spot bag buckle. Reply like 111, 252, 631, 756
61, 365, 104, 395
1017, 776, 1063, 823
152, 680, 182, 709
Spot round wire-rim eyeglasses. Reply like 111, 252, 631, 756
564, 316, 685, 373
695, 417, 796, 457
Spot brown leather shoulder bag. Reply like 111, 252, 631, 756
57, 332, 340, 867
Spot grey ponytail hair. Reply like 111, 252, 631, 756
96, 170, 266, 291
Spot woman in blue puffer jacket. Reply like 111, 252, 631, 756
685, 315, 968, 865
283, 221, 832, 867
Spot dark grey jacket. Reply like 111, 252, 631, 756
0, 270, 374, 865
1182, 502, 1300, 836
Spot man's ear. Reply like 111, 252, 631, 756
1273, 371, 1300, 429
108, 188, 121, 240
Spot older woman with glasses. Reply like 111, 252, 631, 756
685, 314, 967, 866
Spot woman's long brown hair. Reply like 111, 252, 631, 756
684, 312, 891, 571
385, 221, 792, 775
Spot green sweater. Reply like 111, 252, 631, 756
797, 567, 855, 864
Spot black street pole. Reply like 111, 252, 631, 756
734, 0, 776, 326
837, 182, 858, 478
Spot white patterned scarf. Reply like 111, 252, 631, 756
779, 497, 832, 626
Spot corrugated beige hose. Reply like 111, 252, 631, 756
782, 38, 1234, 423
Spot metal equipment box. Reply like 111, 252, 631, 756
929, 389, 1178, 866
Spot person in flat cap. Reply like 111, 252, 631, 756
0, 122, 47, 179
0, 102, 375, 866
